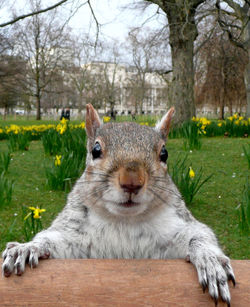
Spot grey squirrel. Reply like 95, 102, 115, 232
2, 104, 235, 306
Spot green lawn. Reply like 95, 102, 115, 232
0, 136, 249, 259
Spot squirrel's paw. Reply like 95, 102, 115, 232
188, 250, 235, 306
2, 242, 50, 277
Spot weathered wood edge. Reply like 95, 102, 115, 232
0, 259, 249, 306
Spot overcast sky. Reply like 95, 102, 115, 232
0, 0, 166, 42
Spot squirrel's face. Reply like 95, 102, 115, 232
83, 104, 174, 218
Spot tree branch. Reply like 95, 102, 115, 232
0, 0, 69, 28
87, 0, 100, 47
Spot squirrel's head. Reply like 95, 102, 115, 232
83, 104, 175, 218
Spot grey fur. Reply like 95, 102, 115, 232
2, 114, 235, 305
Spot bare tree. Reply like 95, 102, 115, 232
0, 54, 25, 118
12, 0, 72, 119
141, 0, 206, 123
196, 26, 247, 118
125, 28, 170, 114
216, 0, 250, 117
100, 41, 123, 115
66, 34, 102, 113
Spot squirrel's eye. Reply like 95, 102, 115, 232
160, 146, 168, 163
92, 142, 102, 159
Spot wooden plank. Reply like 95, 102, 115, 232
0, 259, 249, 306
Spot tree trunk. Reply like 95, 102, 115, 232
165, 4, 198, 124
245, 48, 250, 117
3, 105, 7, 120
36, 94, 41, 120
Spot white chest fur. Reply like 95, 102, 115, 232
86, 206, 187, 259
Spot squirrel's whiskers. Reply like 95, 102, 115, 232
2, 104, 235, 306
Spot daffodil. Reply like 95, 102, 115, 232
80, 122, 85, 129
55, 155, 62, 166
24, 207, 46, 220
218, 123, 222, 127
60, 117, 67, 124
103, 116, 111, 123
189, 167, 195, 179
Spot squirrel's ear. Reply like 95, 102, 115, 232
85, 104, 102, 138
155, 107, 175, 139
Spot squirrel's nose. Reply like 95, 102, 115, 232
120, 183, 143, 195
119, 163, 145, 195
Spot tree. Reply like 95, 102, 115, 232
12, 0, 72, 119
66, 34, 102, 113
195, 27, 247, 118
143, 0, 206, 123
0, 55, 25, 118
126, 29, 155, 114
216, 0, 250, 117
101, 41, 123, 115
126, 28, 170, 114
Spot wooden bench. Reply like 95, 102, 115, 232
0, 259, 249, 306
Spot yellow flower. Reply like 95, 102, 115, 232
60, 117, 67, 124
56, 123, 66, 134
103, 116, 111, 123
218, 123, 222, 127
227, 116, 233, 121
235, 120, 239, 125
189, 167, 195, 179
199, 117, 210, 126
233, 113, 238, 119
55, 155, 62, 166
239, 116, 244, 121
0, 128, 3, 134
60, 126, 66, 134
25, 207, 46, 220
80, 122, 85, 129
201, 125, 206, 130
192, 116, 198, 122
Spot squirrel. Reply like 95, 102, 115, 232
2, 104, 235, 306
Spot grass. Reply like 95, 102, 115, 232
0, 136, 249, 259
